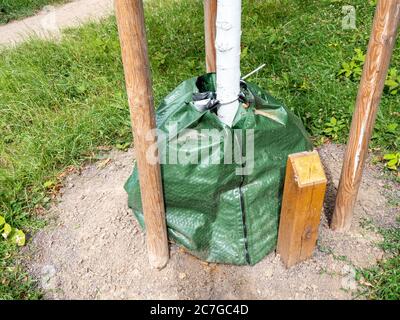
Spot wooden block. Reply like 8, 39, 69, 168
277, 151, 327, 268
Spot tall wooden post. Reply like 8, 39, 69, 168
332, 0, 400, 231
204, 0, 217, 73
115, 0, 169, 268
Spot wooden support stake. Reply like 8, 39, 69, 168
277, 151, 327, 268
115, 0, 169, 269
332, 0, 400, 232
204, 0, 217, 73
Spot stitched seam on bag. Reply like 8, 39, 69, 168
238, 172, 250, 265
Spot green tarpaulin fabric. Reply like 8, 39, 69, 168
125, 73, 312, 265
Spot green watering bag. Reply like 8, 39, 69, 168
125, 73, 312, 265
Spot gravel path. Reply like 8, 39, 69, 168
24, 144, 399, 300
0, 0, 113, 47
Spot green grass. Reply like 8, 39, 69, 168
0, 0, 399, 299
0, 0, 68, 24
358, 218, 400, 300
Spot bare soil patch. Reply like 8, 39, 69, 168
25, 143, 398, 299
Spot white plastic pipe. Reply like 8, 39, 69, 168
216, 0, 242, 127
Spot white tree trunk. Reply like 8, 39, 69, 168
216, 0, 242, 127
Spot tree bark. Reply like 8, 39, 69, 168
216, 0, 242, 127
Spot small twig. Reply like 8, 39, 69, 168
242, 63, 266, 80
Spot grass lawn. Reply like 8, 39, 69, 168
0, 0, 399, 299
357, 217, 400, 300
0, 0, 68, 24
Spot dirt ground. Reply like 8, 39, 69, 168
24, 143, 398, 300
